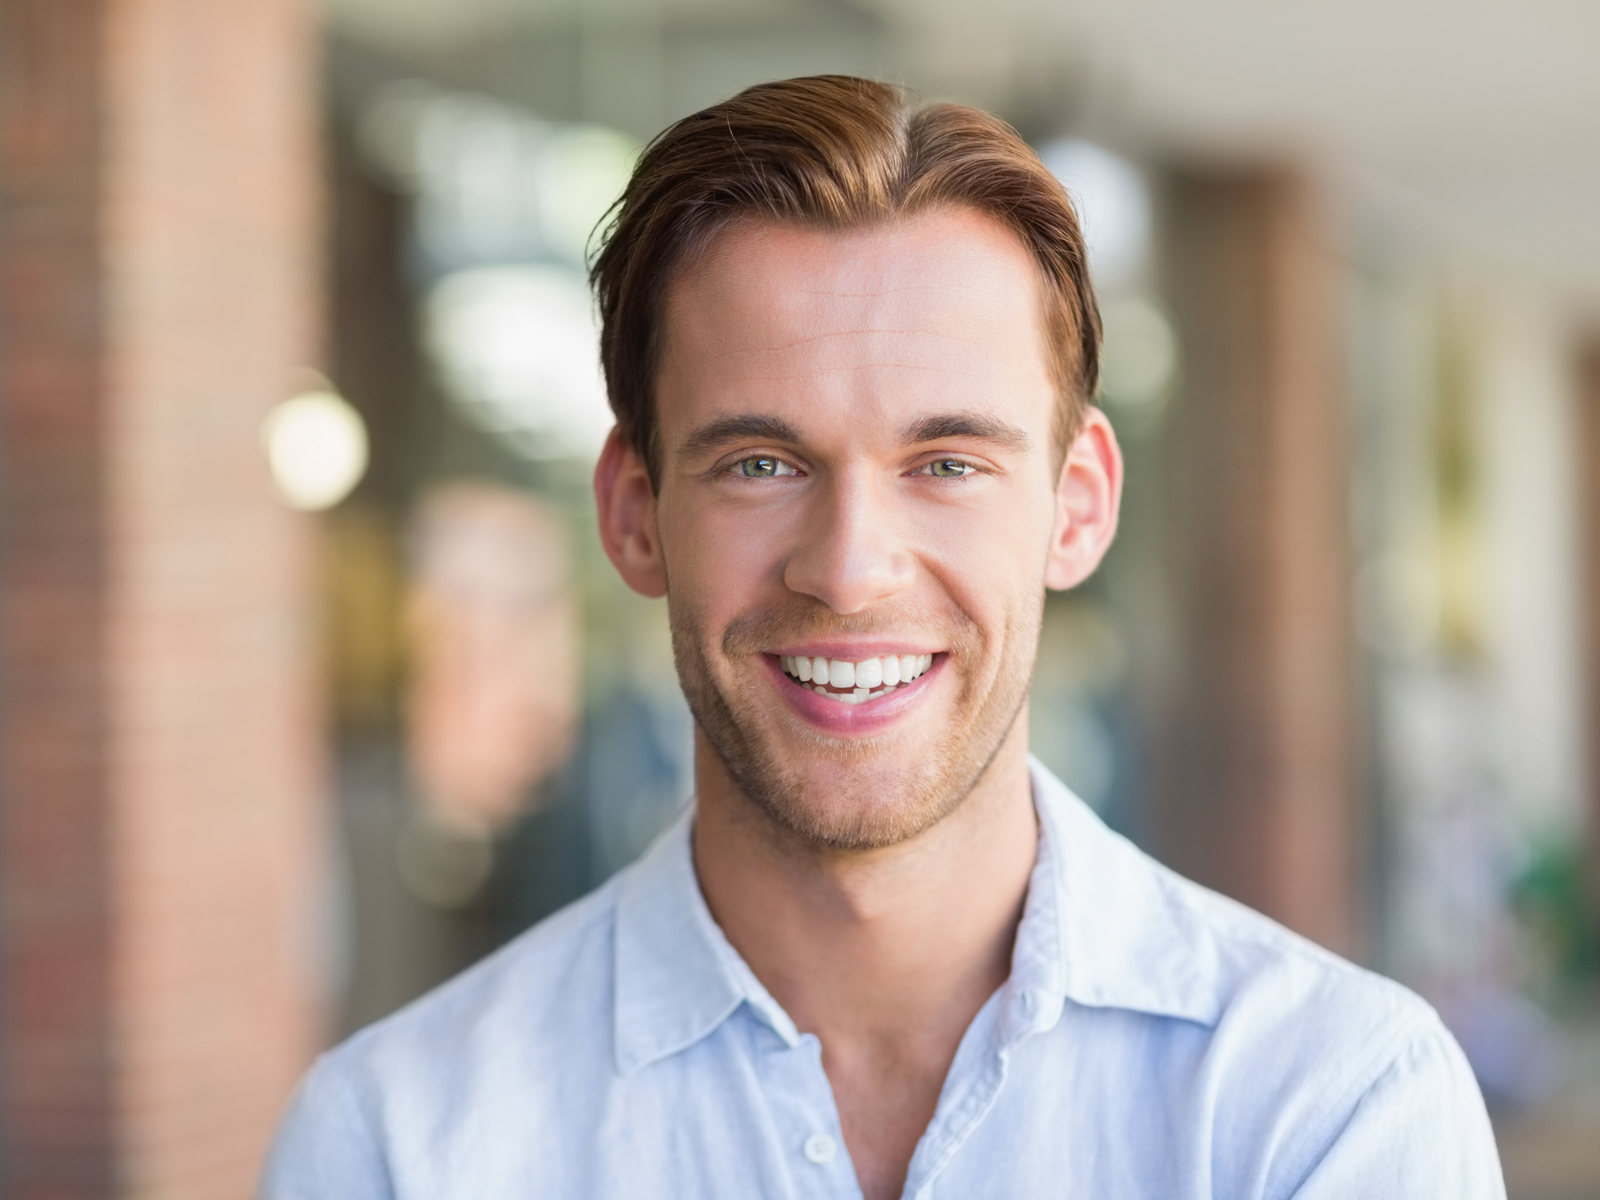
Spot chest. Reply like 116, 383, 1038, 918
381, 1014, 1254, 1200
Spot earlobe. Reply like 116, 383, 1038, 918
1044, 408, 1124, 591
594, 426, 669, 598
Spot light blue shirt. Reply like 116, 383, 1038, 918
262, 760, 1504, 1198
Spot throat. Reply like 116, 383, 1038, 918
824, 1032, 950, 1200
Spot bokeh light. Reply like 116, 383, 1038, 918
262, 389, 369, 511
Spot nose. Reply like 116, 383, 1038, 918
782, 469, 915, 614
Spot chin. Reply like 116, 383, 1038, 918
751, 757, 965, 851
701, 700, 1014, 851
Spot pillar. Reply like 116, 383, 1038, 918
1155, 169, 1358, 954
1579, 339, 1600, 884
0, 0, 323, 1195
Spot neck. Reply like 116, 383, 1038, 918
690, 722, 1039, 1047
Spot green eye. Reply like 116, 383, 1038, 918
926, 459, 971, 478
736, 456, 790, 477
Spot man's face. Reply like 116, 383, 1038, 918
646, 207, 1075, 848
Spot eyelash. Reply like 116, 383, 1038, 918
721, 455, 984, 480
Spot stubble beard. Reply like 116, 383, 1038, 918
670, 594, 1040, 851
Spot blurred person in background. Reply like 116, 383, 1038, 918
261, 76, 1502, 1199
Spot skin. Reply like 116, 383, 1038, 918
595, 206, 1122, 1200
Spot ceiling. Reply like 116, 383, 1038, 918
324, 0, 1600, 305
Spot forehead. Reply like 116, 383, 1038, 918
656, 208, 1055, 443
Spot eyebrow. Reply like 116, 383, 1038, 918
900, 412, 1032, 451
676, 410, 1034, 457
679, 414, 803, 456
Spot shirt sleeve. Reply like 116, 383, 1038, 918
258, 1054, 394, 1200
1289, 1023, 1505, 1200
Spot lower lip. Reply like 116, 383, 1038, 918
765, 655, 942, 736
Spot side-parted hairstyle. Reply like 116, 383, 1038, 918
590, 75, 1100, 487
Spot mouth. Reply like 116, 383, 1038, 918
775, 652, 935, 705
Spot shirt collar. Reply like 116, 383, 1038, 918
612, 758, 1220, 1074
612, 810, 754, 1074
1029, 758, 1222, 1027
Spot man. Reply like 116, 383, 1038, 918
263, 76, 1503, 1198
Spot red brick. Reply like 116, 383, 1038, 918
0, 0, 324, 1195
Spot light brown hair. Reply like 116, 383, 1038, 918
590, 75, 1100, 486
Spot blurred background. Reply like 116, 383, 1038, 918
3, 0, 1599, 1195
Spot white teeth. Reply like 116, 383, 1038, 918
780, 652, 937, 693
803, 682, 894, 704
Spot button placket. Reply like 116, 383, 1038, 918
762, 1031, 858, 1197
802, 1133, 837, 1164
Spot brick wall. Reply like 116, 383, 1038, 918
0, 1, 325, 1195
0, 2, 116, 1190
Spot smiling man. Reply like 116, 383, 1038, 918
262, 77, 1503, 1199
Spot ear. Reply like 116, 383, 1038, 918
1044, 407, 1124, 591
594, 426, 668, 598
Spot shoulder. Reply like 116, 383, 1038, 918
1158, 859, 1434, 1049
337, 877, 619, 1091
1034, 760, 1438, 1071
1033, 761, 1493, 1192
261, 879, 626, 1196
275, 878, 621, 1163
1144, 863, 1496, 1195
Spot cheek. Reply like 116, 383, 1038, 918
909, 511, 1050, 656
657, 491, 793, 607
906, 484, 1055, 583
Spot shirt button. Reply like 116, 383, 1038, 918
802, 1133, 838, 1164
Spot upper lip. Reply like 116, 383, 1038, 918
768, 643, 941, 660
